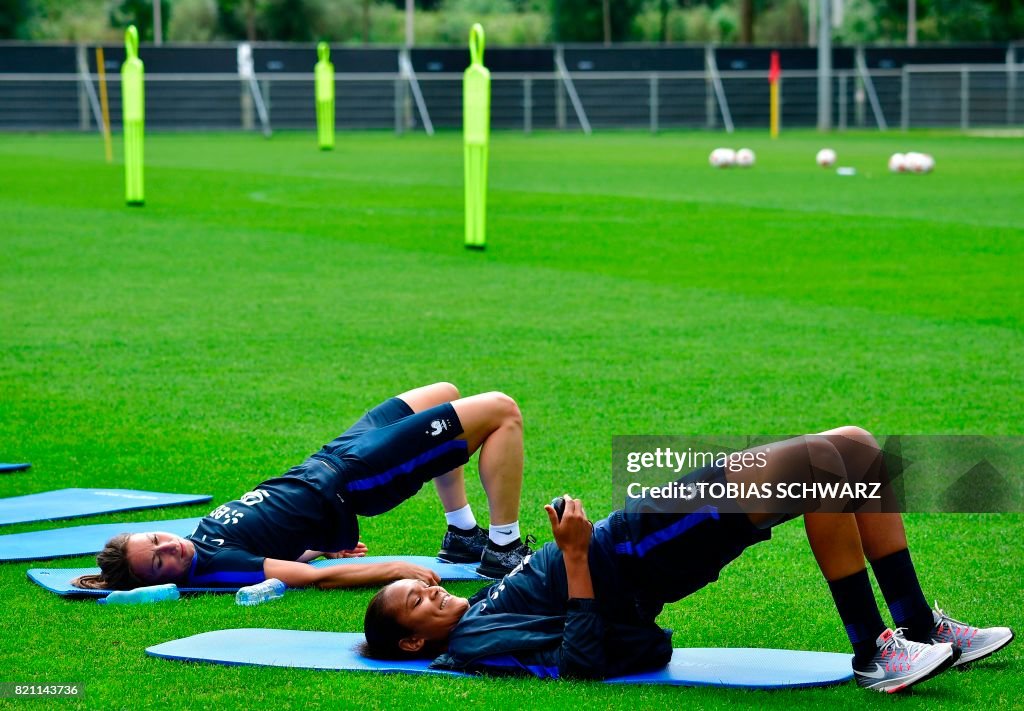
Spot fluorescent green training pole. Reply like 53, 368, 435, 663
314, 41, 335, 151
463, 24, 490, 250
121, 25, 145, 206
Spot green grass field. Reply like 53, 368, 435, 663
1, 129, 1021, 709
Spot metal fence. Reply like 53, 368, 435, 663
1, 43, 1021, 133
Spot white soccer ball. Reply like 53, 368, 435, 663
920, 153, 935, 173
709, 147, 736, 168
905, 152, 927, 173
888, 152, 907, 173
735, 148, 755, 168
816, 148, 837, 168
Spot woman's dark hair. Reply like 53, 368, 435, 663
72, 533, 143, 590
360, 584, 415, 659
360, 583, 442, 661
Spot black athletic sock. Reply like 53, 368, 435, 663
870, 548, 934, 641
828, 568, 887, 665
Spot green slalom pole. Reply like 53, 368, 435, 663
314, 42, 335, 151
121, 25, 145, 206
463, 24, 490, 250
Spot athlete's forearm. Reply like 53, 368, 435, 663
265, 558, 406, 588
314, 562, 404, 589
563, 552, 594, 600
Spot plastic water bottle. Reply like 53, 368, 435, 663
235, 578, 286, 606
99, 583, 179, 605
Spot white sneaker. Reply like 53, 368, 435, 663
927, 602, 1015, 666
853, 628, 956, 693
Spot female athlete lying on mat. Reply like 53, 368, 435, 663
362, 427, 1014, 694
74, 383, 535, 591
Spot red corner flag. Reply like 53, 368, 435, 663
769, 51, 781, 84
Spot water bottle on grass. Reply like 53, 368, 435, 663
99, 583, 179, 605
235, 578, 286, 606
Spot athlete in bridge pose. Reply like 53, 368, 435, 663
75, 383, 533, 591
363, 427, 1014, 694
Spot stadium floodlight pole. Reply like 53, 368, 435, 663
463, 23, 490, 251
405, 0, 414, 47
808, 0, 816, 47
908, 0, 917, 46
153, 0, 162, 46
817, 0, 832, 131
314, 42, 335, 150
121, 25, 145, 206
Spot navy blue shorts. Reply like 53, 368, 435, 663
278, 397, 469, 549
593, 465, 772, 620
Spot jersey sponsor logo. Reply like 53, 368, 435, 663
427, 418, 450, 437
239, 489, 271, 506
855, 664, 887, 679
209, 504, 246, 525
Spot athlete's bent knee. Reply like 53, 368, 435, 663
832, 425, 879, 452
434, 381, 460, 402
484, 392, 522, 428
803, 436, 845, 476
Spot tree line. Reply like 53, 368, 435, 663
1, 0, 1021, 46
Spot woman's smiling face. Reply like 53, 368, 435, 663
387, 579, 470, 648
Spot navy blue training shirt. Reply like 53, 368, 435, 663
470, 543, 568, 616
184, 478, 334, 586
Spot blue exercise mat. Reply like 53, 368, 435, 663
146, 629, 854, 689
0, 518, 201, 561
0, 462, 31, 474
0, 488, 212, 526
28, 556, 485, 597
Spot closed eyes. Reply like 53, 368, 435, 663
151, 534, 161, 572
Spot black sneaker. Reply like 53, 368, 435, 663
437, 525, 489, 564
476, 535, 536, 579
